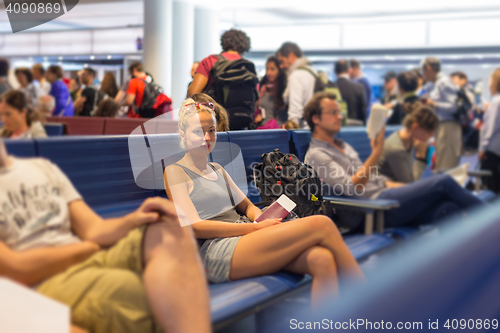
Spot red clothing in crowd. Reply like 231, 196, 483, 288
126, 75, 147, 118
195, 52, 241, 90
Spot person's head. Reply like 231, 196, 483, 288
0, 90, 39, 137
412, 68, 424, 90
259, 56, 287, 110
334, 60, 349, 76
178, 98, 218, 157
383, 71, 397, 92
348, 59, 362, 79
190, 61, 199, 79
304, 92, 342, 135
31, 63, 45, 81
100, 73, 118, 98
14, 67, 33, 87
69, 77, 80, 93
489, 68, 500, 96
0, 58, 9, 77
403, 103, 439, 143
396, 71, 418, 95
94, 99, 120, 118
45, 65, 63, 83
191, 93, 229, 132
422, 57, 441, 83
451, 71, 468, 89
220, 29, 251, 55
276, 42, 302, 70
37, 94, 55, 117
264, 56, 281, 83
81, 67, 96, 86
128, 62, 145, 78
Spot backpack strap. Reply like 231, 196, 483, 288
297, 66, 318, 79
210, 163, 235, 208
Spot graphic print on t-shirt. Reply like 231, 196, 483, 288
0, 158, 81, 251
0, 181, 65, 248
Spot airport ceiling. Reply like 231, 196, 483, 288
2, 0, 500, 33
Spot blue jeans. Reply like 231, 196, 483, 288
377, 174, 484, 227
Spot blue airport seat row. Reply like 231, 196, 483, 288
3, 127, 407, 328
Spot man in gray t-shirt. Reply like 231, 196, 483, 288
303, 92, 483, 229
0, 138, 210, 333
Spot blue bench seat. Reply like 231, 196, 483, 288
210, 232, 394, 327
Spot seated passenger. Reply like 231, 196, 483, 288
303, 92, 484, 229
93, 99, 120, 118
378, 103, 439, 183
37, 94, 56, 122
164, 99, 364, 306
0, 138, 210, 333
0, 90, 47, 139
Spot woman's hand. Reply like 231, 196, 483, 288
255, 218, 282, 230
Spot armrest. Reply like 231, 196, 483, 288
324, 196, 400, 211
468, 170, 493, 177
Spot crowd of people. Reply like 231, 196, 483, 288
0, 58, 164, 139
0, 27, 499, 333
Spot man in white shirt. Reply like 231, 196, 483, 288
31, 63, 51, 96
276, 42, 316, 129
422, 57, 461, 170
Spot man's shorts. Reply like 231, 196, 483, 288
37, 227, 161, 333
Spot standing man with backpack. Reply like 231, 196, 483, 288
422, 57, 463, 170
188, 29, 258, 130
124, 62, 169, 119
276, 42, 317, 129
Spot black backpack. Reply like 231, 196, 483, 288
253, 149, 336, 221
206, 54, 259, 130
454, 88, 473, 127
136, 78, 164, 118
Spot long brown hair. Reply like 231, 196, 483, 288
100, 73, 118, 98
0, 90, 41, 137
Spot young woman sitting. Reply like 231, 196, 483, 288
0, 90, 47, 139
164, 98, 364, 306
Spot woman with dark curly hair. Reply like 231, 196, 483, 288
255, 56, 288, 129
187, 29, 252, 97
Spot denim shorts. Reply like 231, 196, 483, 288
199, 236, 242, 283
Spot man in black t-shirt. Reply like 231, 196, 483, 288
73, 68, 102, 116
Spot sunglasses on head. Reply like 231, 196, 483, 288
185, 102, 215, 111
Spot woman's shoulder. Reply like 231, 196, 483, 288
165, 162, 187, 176
29, 121, 47, 138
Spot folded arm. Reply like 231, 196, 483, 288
0, 240, 99, 286
70, 198, 174, 248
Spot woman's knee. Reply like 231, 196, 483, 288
307, 247, 337, 276
306, 215, 341, 238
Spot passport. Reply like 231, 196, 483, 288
255, 195, 297, 222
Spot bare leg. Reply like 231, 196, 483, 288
142, 218, 211, 333
282, 246, 338, 306
230, 216, 363, 294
